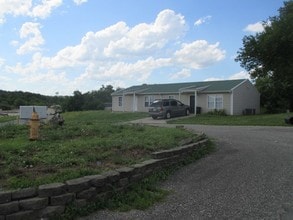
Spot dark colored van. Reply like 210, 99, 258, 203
148, 99, 190, 119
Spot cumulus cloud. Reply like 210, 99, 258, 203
30, 0, 62, 19
204, 71, 250, 82
243, 21, 264, 33
229, 71, 250, 80
0, 0, 62, 23
104, 9, 187, 57
170, 68, 191, 80
6, 9, 226, 94
194, 15, 211, 26
16, 22, 44, 55
174, 40, 225, 69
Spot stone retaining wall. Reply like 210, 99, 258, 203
0, 139, 208, 219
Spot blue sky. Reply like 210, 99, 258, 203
0, 0, 285, 95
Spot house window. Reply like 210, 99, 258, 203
145, 96, 154, 107
118, 97, 123, 107
208, 95, 223, 109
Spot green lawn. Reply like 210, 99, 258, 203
0, 115, 17, 123
0, 111, 198, 190
169, 113, 293, 126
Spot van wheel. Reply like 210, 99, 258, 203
152, 116, 157, 119
165, 111, 171, 119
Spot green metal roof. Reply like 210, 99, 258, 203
112, 79, 247, 96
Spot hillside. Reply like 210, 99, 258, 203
0, 85, 113, 111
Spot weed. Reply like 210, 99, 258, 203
0, 111, 196, 190
59, 141, 215, 219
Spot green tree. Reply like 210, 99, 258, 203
235, 0, 293, 112
66, 90, 84, 111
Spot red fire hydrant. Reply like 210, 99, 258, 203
29, 107, 40, 141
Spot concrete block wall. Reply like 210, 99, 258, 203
0, 139, 208, 219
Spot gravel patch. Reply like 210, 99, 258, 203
79, 125, 293, 220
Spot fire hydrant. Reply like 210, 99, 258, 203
29, 107, 40, 141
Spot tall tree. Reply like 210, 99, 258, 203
235, 1, 293, 112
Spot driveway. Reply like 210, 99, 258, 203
80, 121, 293, 220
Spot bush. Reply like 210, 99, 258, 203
207, 109, 227, 116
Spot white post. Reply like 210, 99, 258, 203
230, 92, 233, 115
132, 93, 135, 112
194, 90, 197, 115
122, 93, 125, 112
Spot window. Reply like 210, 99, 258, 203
118, 97, 123, 107
144, 96, 154, 107
169, 95, 174, 99
208, 95, 223, 109
170, 100, 177, 106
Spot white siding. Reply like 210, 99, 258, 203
112, 81, 260, 115
196, 93, 231, 114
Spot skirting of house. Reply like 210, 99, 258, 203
0, 138, 208, 219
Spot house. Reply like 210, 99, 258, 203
111, 79, 260, 115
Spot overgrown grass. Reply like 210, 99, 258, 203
169, 113, 293, 126
0, 111, 198, 190
0, 115, 17, 123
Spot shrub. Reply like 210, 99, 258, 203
207, 109, 227, 116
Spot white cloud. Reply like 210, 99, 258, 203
5, 9, 226, 95
0, 0, 32, 24
204, 77, 223, 82
0, 57, 5, 66
104, 9, 187, 57
73, 0, 87, 5
16, 22, 44, 55
0, 0, 62, 23
170, 68, 191, 80
30, 0, 62, 19
243, 21, 264, 33
204, 71, 250, 82
174, 40, 225, 69
229, 71, 250, 80
194, 15, 211, 26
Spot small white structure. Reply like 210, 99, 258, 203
19, 106, 48, 124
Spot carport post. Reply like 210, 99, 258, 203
194, 91, 197, 115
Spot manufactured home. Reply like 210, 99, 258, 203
111, 79, 260, 115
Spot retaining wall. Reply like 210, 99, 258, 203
0, 139, 208, 219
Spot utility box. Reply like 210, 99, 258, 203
19, 106, 48, 124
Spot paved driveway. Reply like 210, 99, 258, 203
81, 122, 293, 220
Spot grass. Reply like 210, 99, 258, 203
169, 113, 293, 126
0, 115, 17, 123
60, 141, 215, 219
0, 111, 198, 190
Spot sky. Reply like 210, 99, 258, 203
0, 0, 285, 96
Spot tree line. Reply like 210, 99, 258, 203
0, 85, 114, 112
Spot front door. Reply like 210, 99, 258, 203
190, 96, 195, 113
